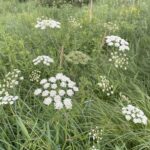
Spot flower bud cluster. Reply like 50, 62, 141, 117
0, 69, 23, 105
98, 76, 114, 96
0, 69, 24, 89
29, 70, 41, 82
109, 52, 129, 70
89, 126, 103, 143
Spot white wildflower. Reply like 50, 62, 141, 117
29, 70, 41, 82
60, 82, 67, 88
54, 95, 61, 102
0, 69, 23, 105
43, 97, 52, 105
89, 126, 103, 143
56, 73, 64, 80
2, 69, 23, 89
54, 101, 63, 110
105, 35, 130, 70
34, 73, 79, 110
43, 83, 50, 89
58, 90, 65, 96
40, 79, 47, 85
51, 84, 57, 89
34, 88, 42, 96
50, 90, 57, 97
49, 77, 56, 83
105, 35, 129, 51
64, 98, 72, 109
109, 52, 129, 70
0, 92, 19, 105
122, 104, 148, 125
35, 17, 61, 29
68, 16, 82, 28
33, 55, 54, 66
98, 76, 114, 96
42, 90, 49, 97
67, 89, 74, 96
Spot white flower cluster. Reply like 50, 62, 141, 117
0, 69, 23, 105
33, 55, 54, 66
0, 69, 24, 89
105, 35, 129, 52
68, 16, 82, 28
122, 105, 148, 125
29, 70, 41, 82
0, 91, 18, 105
98, 76, 114, 96
105, 35, 130, 69
35, 17, 61, 29
34, 73, 79, 110
89, 126, 103, 143
109, 52, 128, 70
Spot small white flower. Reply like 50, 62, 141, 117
33, 55, 54, 66
56, 73, 64, 80
9, 101, 14, 105
54, 95, 61, 102
34, 88, 42, 96
40, 79, 47, 85
73, 86, 79, 92
61, 76, 70, 82
43, 83, 50, 89
68, 81, 76, 88
13, 96, 19, 101
98, 76, 113, 96
20, 77, 24, 80
1, 69, 23, 90
51, 84, 57, 89
64, 98, 72, 109
42, 90, 49, 97
114, 42, 120, 47
142, 116, 148, 125
127, 105, 134, 111
60, 82, 67, 88
67, 89, 74, 96
125, 115, 131, 121
49, 77, 56, 83
43, 97, 52, 105
54, 101, 63, 110
50, 90, 57, 97
58, 90, 65, 96
108, 42, 113, 46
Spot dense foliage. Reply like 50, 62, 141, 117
0, 0, 150, 149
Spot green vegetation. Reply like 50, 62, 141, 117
0, 0, 150, 149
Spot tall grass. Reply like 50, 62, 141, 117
0, 0, 150, 149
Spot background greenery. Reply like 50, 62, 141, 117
0, 0, 150, 149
